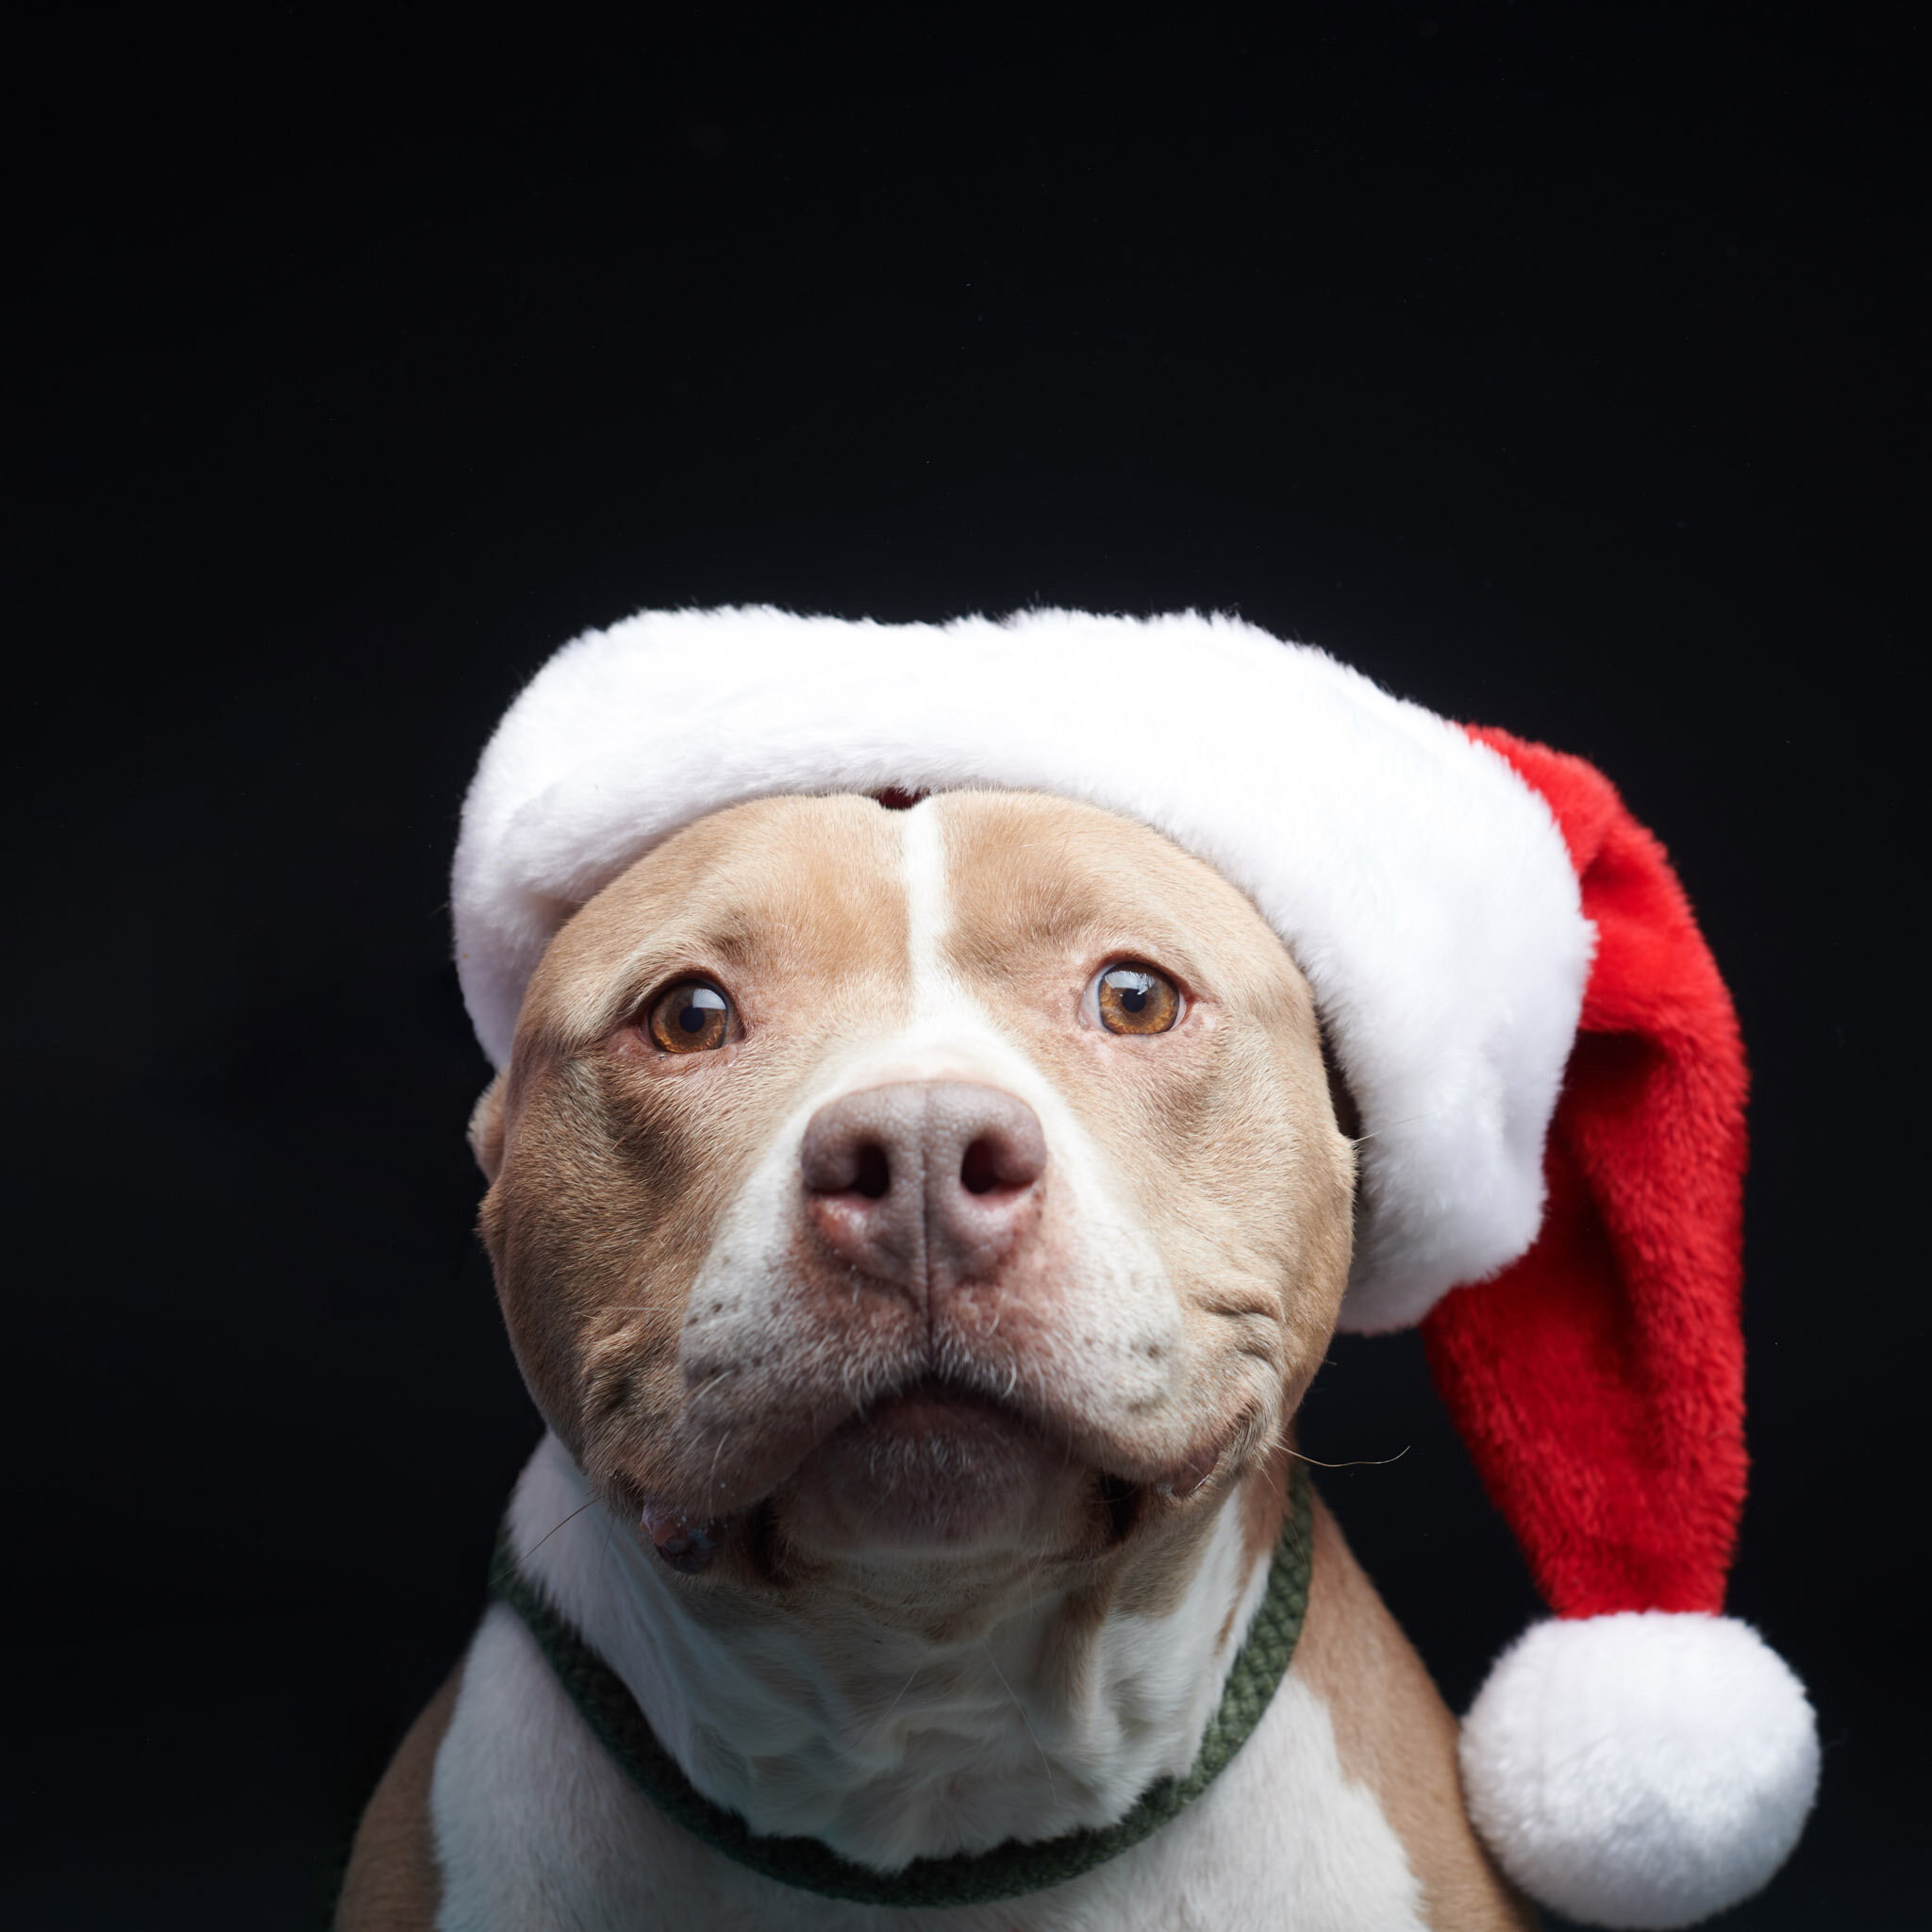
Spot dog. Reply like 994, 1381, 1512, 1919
338, 786, 1536, 1929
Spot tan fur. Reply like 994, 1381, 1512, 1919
335, 1663, 463, 1931
938, 792, 1355, 1442
1293, 1498, 1539, 1929
480, 794, 916, 1526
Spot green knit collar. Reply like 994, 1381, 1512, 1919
490, 1463, 1312, 1909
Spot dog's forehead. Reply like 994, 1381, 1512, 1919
934, 791, 1298, 989
531, 787, 1294, 1031
574, 791, 908, 963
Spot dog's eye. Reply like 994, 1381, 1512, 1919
646, 981, 732, 1054
1094, 964, 1181, 1036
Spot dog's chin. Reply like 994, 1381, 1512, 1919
770, 1378, 1100, 1558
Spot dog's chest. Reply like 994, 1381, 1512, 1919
495, 1433, 1266, 1868
427, 1600, 1427, 1932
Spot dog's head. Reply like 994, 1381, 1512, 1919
474, 790, 1353, 1590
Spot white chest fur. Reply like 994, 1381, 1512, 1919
427, 1436, 1425, 1930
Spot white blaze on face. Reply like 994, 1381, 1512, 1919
676, 796, 1186, 1479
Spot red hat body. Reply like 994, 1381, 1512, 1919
1425, 728, 1750, 1621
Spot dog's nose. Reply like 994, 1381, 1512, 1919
800, 1081, 1046, 1293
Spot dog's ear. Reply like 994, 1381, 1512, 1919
1317, 1026, 1362, 1144
468, 1071, 508, 1182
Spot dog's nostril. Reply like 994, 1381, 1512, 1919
960, 1136, 1013, 1196
851, 1142, 891, 1200
803, 1083, 1044, 1216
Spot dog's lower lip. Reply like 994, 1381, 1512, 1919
841, 1374, 1023, 1435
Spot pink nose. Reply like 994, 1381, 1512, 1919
800, 1081, 1047, 1295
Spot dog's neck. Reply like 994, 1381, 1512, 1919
508, 1432, 1276, 1873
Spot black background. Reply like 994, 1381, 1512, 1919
5, 7, 1925, 1926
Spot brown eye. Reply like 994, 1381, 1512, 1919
646, 981, 732, 1054
1095, 964, 1181, 1036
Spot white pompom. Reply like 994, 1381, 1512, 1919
1459, 1612, 1818, 1929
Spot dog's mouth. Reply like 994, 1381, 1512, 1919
628, 1341, 1248, 1576
633, 1375, 1166, 1568
834, 1372, 1029, 1445
637, 1373, 1185, 1571
773, 1372, 1093, 1556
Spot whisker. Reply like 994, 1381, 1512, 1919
1285, 1444, 1409, 1469
981, 1641, 1058, 1807
514, 1498, 600, 1566
876, 1662, 923, 1724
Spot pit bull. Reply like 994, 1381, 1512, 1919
337, 787, 1534, 1930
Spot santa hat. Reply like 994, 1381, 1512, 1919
453, 607, 1817, 1928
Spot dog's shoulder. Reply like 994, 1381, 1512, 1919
1291, 1491, 1539, 1931
335, 1660, 465, 1931
425, 1602, 870, 1932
